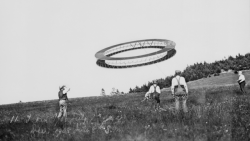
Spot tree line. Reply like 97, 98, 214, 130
129, 53, 250, 93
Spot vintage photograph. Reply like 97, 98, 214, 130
0, 0, 249, 140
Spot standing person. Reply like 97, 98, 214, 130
171, 70, 189, 113
237, 71, 246, 94
58, 85, 70, 119
141, 81, 161, 110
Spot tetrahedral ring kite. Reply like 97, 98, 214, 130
95, 39, 176, 68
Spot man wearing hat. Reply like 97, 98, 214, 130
237, 71, 247, 94
141, 80, 161, 110
58, 85, 70, 119
171, 70, 189, 112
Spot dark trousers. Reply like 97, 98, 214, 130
149, 92, 160, 110
149, 92, 160, 103
239, 81, 246, 94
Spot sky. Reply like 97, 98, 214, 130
0, 0, 249, 105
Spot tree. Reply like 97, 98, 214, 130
216, 68, 221, 74
228, 56, 234, 61
128, 52, 250, 93
129, 88, 133, 93
140, 84, 148, 92
134, 86, 140, 93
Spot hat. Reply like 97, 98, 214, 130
175, 70, 181, 75
175, 70, 181, 73
238, 71, 242, 75
59, 85, 66, 90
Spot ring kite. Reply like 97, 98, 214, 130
95, 39, 176, 68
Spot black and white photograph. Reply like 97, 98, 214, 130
0, 0, 249, 140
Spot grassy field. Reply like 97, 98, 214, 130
0, 72, 250, 141
161, 70, 250, 93
187, 70, 250, 88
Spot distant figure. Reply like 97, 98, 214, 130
171, 70, 189, 113
58, 85, 70, 119
141, 81, 161, 110
101, 88, 106, 96
237, 71, 246, 94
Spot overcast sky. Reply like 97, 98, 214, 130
0, 0, 249, 105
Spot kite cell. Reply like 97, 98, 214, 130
95, 39, 176, 68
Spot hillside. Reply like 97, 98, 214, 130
1, 70, 249, 106
1, 71, 250, 140
1, 84, 250, 140
130, 52, 250, 93
161, 70, 250, 93
187, 70, 250, 89
1, 76, 250, 140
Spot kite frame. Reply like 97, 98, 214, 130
95, 39, 176, 68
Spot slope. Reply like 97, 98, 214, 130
161, 70, 250, 94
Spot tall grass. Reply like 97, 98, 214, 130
0, 85, 250, 141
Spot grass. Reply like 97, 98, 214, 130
187, 70, 250, 89
161, 70, 250, 93
1, 84, 250, 141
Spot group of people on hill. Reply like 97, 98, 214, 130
142, 70, 248, 113
57, 70, 247, 119
142, 70, 189, 112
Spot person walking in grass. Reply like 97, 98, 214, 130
171, 70, 189, 113
237, 71, 247, 94
58, 85, 70, 119
141, 80, 161, 110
